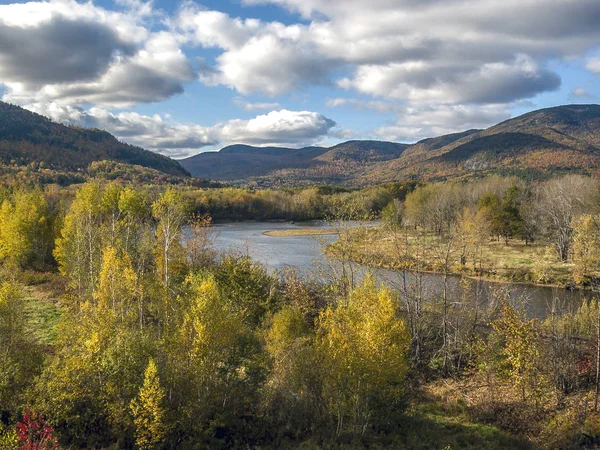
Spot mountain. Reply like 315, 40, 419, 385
369, 104, 600, 182
180, 140, 409, 185
182, 104, 600, 186
0, 101, 189, 177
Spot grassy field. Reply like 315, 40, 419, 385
327, 226, 577, 287
263, 228, 339, 237
20, 273, 64, 346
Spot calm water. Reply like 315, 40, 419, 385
210, 221, 586, 319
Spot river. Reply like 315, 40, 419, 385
211, 221, 586, 319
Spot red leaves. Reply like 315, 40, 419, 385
16, 408, 58, 450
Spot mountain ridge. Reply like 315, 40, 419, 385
181, 104, 600, 186
0, 101, 189, 177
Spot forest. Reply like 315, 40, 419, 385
3, 176, 600, 449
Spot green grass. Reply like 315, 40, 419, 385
23, 291, 62, 346
392, 402, 531, 450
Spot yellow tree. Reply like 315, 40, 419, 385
130, 359, 167, 450
54, 182, 104, 297
152, 188, 190, 292
170, 274, 255, 433
572, 214, 600, 284
95, 246, 139, 321
492, 302, 541, 402
0, 189, 52, 269
264, 305, 321, 431
317, 275, 410, 436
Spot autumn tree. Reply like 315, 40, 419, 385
0, 189, 54, 269
317, 275, 410, 436
152, 188, 190, 292
130, 359, 167, 450
539, 175, 598, 261
571, 214, 600, 284
492, 302, 542, 402
54, 182, 104, 297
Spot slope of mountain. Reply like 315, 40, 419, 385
180, 140, 408, 184
370, 104, 600, 182
180, 145, 329, 180
0, 101, 189, 177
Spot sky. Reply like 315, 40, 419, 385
0, 0, 599, 159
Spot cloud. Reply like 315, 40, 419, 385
587, 57, 600, 75
372, 103, 511, 142
26, 103, 336, 157
0, 0, 193, 108
568, 87, 595, 101
337, 54, 560, 104
220, 109, 336, 145
325, 98, 401, 113
183, 0, 600, 104
233, 97, 281, 111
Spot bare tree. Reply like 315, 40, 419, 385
539, 175, 598, 261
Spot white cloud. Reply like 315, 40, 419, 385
373, 103, 511, 142
587, 57, 600, 75
181, 0, 600, 103
220, 109, 336, 146
26, 103, 336, 157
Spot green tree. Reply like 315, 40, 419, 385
130, 359, 167, 450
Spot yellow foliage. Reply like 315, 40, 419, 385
130, 359, 167, 450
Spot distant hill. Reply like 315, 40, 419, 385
180, 140, 408, 185
0, 101, 189, 177
369, 104, 600, 182
182, 104, 600, 186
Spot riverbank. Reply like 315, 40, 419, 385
325, 226, 581, 289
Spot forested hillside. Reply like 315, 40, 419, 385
180, 140, 408, 185
0, 102, 189, 177
182, 104, 600, 186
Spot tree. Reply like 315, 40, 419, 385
478, 192, 503, 239
499, 186, 523, 244
539, 175, 598, 261
572, 214, 600, 285
186, 213, 216, 271
455, 206, 490, 270
152, 188, 190, 292
0, 189, 53, 269
317, 275, 410, 436
130, 359, 167, 450
54, 182, 104, 297
492, 302, 541, 402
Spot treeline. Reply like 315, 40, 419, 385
187, 181, 418, 221
371, 175, 600, 285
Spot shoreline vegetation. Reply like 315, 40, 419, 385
325, 225, 582, 290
